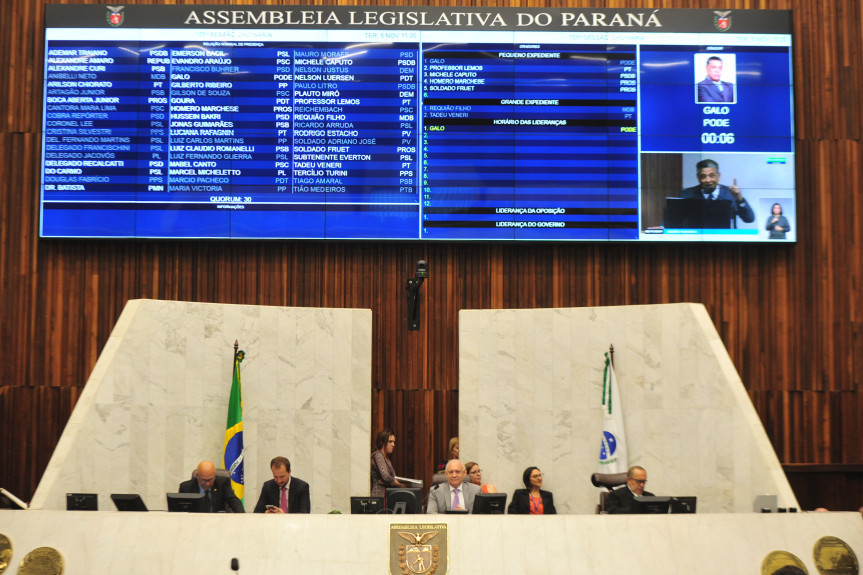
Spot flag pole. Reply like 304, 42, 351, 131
609, 343, 614, 367
234, 339, 238, 362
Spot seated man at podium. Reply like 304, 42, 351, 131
179, 460, 244, 513
427, 459, 480, 513
679, 159, 755, 227
253, 456, 311, 514
605, 466, 654, 514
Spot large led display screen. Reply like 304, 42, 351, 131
40, 6, 795, 241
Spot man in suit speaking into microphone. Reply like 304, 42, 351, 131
680, 158, 755, 227
427, 459, 481, 513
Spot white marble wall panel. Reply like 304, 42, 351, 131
1, 510, 860, 575
30, 299, 372, 513
459, 303, 798, 514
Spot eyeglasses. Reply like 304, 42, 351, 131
631, 479, 647, 484
469, 469, 482, 474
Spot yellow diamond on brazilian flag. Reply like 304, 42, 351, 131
223, 349, 245, 501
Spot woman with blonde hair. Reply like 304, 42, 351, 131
465, 461, 497, 493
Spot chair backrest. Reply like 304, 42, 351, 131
192, 468, 232, 480
591, 472, 628, 490
591, 472, 628, 514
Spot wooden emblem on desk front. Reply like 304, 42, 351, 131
390, 523, 448, 575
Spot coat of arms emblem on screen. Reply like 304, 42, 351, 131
389, 524, 448, 575
713, 10, 732, 31
106, 6, 125, 27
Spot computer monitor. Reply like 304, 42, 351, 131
472, 493, 507, 515
166, 492, 206, 513
671, 496, 697, 514
633, 495, 672, 514
66, 493, 98, 511
111, 493, 148, 511
385, 487, 422, 514
350, 496, 384, 515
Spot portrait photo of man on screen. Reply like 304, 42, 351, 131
696, 54, 737, 104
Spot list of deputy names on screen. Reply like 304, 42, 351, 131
42, 37, 639, 239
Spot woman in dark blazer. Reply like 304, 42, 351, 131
508, 466, 556, 515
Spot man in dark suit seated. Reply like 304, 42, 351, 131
605, 465, 654, 514
179, 460, 244, 513
253, 456, 311, 514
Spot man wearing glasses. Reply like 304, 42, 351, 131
605, 466, 654, 514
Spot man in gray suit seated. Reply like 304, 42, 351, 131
426, 459, 480, 513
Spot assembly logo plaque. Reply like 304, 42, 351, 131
390, 524, 447, 575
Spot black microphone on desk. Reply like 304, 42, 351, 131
230, 558, 239, 572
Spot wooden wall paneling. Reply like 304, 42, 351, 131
0, 386, 80, 501
751, 390, 784, 461
0, 0, 42, 133
742, 371, 859, 469
442, 246, 462, 390
1, 133, 39, 388
639, 153, 682, 230
461, 245, 493, 308
784, 464, 863, 511
424, 247, 456, 391
789, 390, 814, 462
371, 388, 458, 496
831, 390, 862, 464
551, 245, 590, 307
783, 390, 803, 463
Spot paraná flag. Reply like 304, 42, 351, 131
598, 351, 628, 474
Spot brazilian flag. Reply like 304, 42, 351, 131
223, 349, 245, 502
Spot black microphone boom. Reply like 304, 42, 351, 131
405, 260, 428, 330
